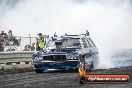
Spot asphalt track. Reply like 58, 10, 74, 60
0, 66, 132, 88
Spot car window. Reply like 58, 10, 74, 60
62, 38, 80, 48
85, 38, 91, 47
46, 38, 81, 49
81, 38, 88, 48
87, 38, 95, 47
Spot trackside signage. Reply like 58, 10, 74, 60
84, 74, 131, 83
78, 67, 131, 84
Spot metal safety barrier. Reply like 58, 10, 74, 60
0, 51, 35, 70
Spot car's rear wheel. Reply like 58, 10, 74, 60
86, 61, 94, 71
89, 62, 94, 69
69, 68, 79, 72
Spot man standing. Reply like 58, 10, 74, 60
54, 32, 58, 37
0, 34, 4, 52
36, 33, 46, 51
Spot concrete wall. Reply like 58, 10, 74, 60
0, 51, 35, 70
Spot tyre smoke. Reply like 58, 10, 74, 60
0, 0, 132, 68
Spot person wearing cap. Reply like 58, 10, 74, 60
36, 33, 46, 51
1, 31, 5, 37
54, 32, 58, 37
31, 43, 35, 51
8, 30, 13, 37
0, 34, 4, 52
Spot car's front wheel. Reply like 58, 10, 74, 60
35, 69, 44, 73
34, 65, 44, 73
75, 67, 79, 72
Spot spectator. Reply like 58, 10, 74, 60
4, 33, 9, 46
0, 42, 4, 52
65, 33, 67, 35
0, 31, 9, 46
0, 33, 4, 42
13, 37, 18, 45
0, 34, 4, 52
54, 32, 58, 37
31, 43, 35, 51
1, 31, 5, 37
8, 30, 13, 41
4, 33, 8, 39
8, 30, 13, 37
23, 45, 30, 51
86, 30, 89, 36
36, 33, 46, 51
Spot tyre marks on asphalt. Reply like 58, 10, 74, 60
0, 67, 132, 88
0, 72, 76, 88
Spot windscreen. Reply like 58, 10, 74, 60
46, 38, 81, 49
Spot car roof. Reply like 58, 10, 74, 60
61, 34, 90, 39
49, 34, 91, 42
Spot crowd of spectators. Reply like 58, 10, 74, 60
23, 43, 35, 51
0, 30, 20, 51
23, 33, 47, 51
0, 31, 53, 52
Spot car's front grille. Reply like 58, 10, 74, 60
43, 55, 66, 61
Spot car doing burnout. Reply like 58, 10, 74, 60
32, 33, 98, 73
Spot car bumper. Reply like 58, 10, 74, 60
32, 60, 79, 69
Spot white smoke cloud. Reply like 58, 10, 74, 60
0, 0, 132, 68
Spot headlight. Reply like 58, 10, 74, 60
32, 56, 43, 61
67, 53, 79, 59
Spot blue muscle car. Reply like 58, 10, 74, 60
32, 33, 98, 73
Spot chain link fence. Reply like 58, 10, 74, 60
0, 35, 49, 52
3, 36, 37, 51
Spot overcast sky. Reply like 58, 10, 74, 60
0, 0, 132, 48
0, 0, 132, 68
